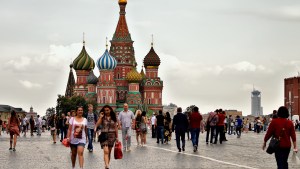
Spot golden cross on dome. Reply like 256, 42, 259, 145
106, 37, 108, 49
83, 32, 85, 46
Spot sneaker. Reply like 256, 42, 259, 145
127, 147, 131, 151
89, 149, 93, 152
12, 148, 16, 151
9, 148, 12, 151
193, 145, 197, 152
182, 147, 185, 151
178, 148, 181, 152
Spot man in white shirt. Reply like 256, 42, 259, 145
118, 103, 134, 151
151, 113, 156, 138
36, 115, 42, 136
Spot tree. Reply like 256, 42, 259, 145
56, 95, 88, 116
186, 105, 196, 113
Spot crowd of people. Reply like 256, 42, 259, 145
2, 104, 299, 169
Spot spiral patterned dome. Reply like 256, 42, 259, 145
73, 45, 95, 70
143, 47, 160, 67
126, 67, 142, 83
87, 70, 98, 85
97, 49, 117, 70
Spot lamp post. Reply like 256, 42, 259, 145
287, 99, 294, 120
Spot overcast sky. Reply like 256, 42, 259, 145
1, 0, 300, 116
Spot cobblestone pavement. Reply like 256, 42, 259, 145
0, 130, 299, 169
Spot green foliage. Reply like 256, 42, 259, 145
186, 105, 196, 113
56, 95, 88, 116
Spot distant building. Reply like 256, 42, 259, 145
284, 76, 300, 117
225, 109, 243, 118
26, 106, 38, 119
251, 89, 263, 116
0, 105, 27, 123
163, 105, 177, 118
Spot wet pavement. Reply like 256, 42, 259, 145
0, 130, 299, 169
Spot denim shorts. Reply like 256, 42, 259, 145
70, 143, 85, 148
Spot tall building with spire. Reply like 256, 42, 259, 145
251, 89, 263, 116
68, 0, 163, 112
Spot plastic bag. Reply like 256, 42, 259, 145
292, 152, 300, 165
62, 138, 70, 147
114, 141, 123, 159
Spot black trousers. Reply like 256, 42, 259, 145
275, 148, 290, 169
215, 125, 224, 143
175, 129, 185, 149
152, 125, 156, 138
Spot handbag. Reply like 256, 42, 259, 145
266, 121, 287, 154
266, 137, 280, 154
114, 141, 123, 159
98, 132, 108, 143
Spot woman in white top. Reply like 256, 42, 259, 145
67, 106, 87, 169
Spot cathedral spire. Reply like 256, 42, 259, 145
112, 0, 132, 42
65, 63, 75, 98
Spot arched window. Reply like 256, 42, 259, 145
148, 99, 151, 105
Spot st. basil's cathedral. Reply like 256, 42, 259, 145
65, 0, 163, 112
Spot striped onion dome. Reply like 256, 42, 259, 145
87, 70, 98, 85
126, 67, 142, 83
73, 45, 95, 70
97, 49, 117, 70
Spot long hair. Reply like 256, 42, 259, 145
10, 110, 17, 123
102, 105, 117, 122
165, 112, 171, 122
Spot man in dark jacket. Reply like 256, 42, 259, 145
172, 107, 189, 152
155, 110, 165, 144
58, 113, 67, 142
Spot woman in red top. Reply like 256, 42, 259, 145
262, 106, 298, 169
7, 110, 20, 151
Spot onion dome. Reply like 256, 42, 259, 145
126, 67, 142, 83
97, 49, 117, 70
73, 42, 95, 70
119, 0, 127, 4
87, 70, 98, 85
143, 46, 160, 67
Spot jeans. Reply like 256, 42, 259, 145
87, 128, 94, 150
122, 127, 131, 149
236, 126, 242, 137
156, 126, 164, 144
175, 129, 185, 149
190, 128, 200, 147
36, 125, 41, 135
60, 127, 67, 140
275, 148, 290, 169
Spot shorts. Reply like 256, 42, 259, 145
51, 129, 56, 135
70, 143, 85, 148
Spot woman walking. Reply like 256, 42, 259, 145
49, 114, 57, 144
140, 111, 148, 146
67, 106, 87, 169
135, 110, 142, 146
7, 110, 20, 151
262, 106, 298, 169
94, 105, 118, 169
164, 112, 172, 144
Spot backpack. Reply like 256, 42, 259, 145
210, 114, 218, 126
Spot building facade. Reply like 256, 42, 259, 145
0, 105, 27, 123
251, 89, 263, 116
284, 76, 300, 117
67, 0, 163, 112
